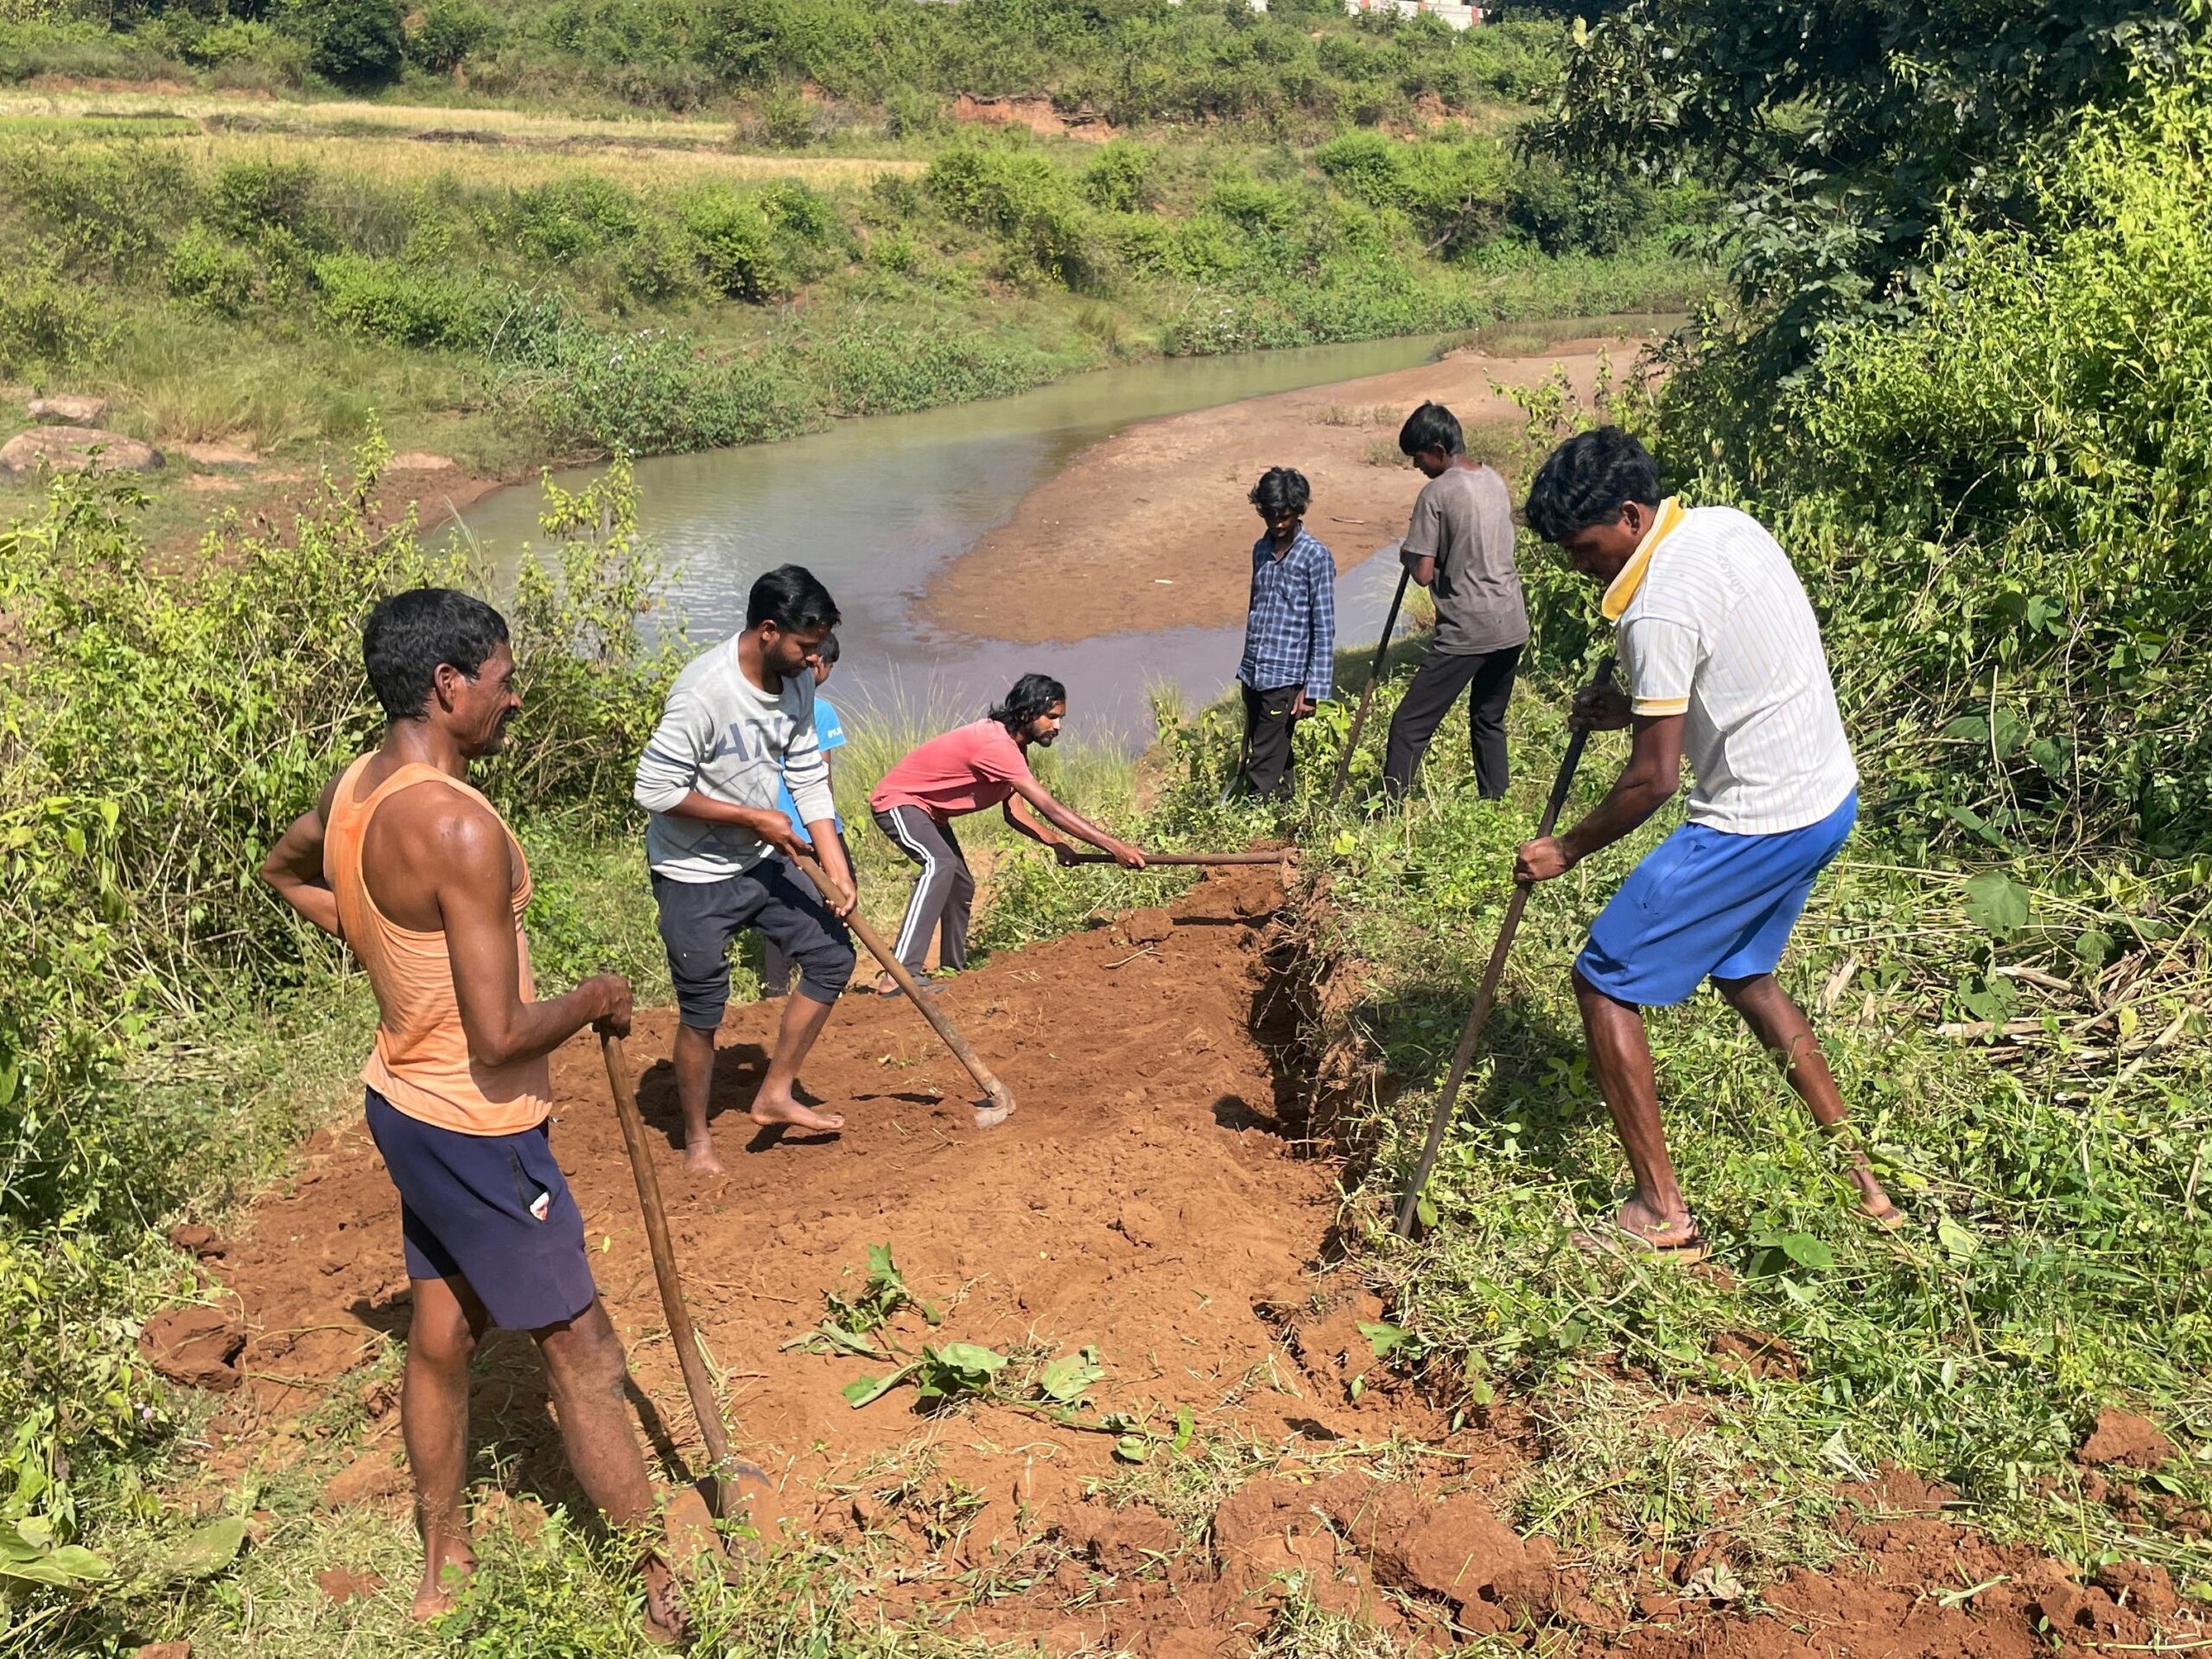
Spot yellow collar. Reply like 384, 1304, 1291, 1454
1599, 497, 1684, 622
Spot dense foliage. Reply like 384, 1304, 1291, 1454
7, 0, 1566, 128
1651, 30, 2212, 861
1535, 0, 2192, 365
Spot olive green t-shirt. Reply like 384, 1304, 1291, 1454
1402, 463, 1528, 655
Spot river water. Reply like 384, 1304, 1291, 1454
453, 317, 1666, 747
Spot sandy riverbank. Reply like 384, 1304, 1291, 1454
918, 333, 1650, 646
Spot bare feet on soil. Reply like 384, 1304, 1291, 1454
411, 1548, 475, 1623
680, 1136, 726, 1176
639, 1558, 691, 1649
747, 1090, 844, 1134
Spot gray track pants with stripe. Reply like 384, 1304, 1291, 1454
872, 805, 974, 978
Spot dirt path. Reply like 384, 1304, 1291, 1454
919, 336, 1637, 646
174, 868, 2191, 1655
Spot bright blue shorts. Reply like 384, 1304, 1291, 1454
1574, 791, 1855, 1008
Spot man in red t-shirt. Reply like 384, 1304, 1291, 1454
868, 673, 1146, 994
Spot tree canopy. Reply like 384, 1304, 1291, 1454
1532, 0, 2191, 365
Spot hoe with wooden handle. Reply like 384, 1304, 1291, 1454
1325, 567, 1412, 808
599, 1033, 766, 1544
791, 850, 1018, 1130
1058, 849, 1296, 868
1394, 657, 1617, 1238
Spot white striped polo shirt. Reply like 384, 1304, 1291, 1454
1604, 499, 1858, 835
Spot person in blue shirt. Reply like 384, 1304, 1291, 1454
763, 632, 848, 995
1236, 467, 1335, 798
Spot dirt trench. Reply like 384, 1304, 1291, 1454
179, 868, 2193, 1655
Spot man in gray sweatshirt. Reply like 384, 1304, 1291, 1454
633, 564, 860, 1172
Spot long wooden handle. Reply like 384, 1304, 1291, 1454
601, 1033, 736, 1518
1325, 567, 1412, 807
1059, 849, 1295, 867
1393, 656, 1617, 1237
793, 854, 1016, 1121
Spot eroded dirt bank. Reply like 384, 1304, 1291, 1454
920, 338, 1637, 647
167, 869, 2195, 1654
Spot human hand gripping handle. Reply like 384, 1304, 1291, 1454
584, 974, 632, 1039
1515, 655, 1621, 885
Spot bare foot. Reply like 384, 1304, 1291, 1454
874, 971, 899, 996
1824, 1124, 1904, 1229
1851, 1166, 1905, 1230
1618, 1193, 1699, 1245
639, 1556, 692, 1648
412, 1550, 475, 1622
681, 1136, 725, 1176
749, 1091, 845, 1134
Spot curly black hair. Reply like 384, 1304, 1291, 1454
989, 672, 1066, 737
1522, 426, 1662, 543
1248, 466, 1312, 518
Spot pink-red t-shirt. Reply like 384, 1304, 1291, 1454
868, 719, 1034, 822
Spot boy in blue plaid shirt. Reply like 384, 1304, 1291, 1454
1236, 467, 1335, 798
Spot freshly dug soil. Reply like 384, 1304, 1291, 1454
187, 868, 2196, 1654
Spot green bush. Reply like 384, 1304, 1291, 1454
1504, 156, 1660, 256
313, 251, 495, 348
277, 0, 404, 87
500, 174, 644, 267
163, 221, 259, 315
0, 264, 110, 375
0, 140, 194, 278
207, 157, 329, 248
1082, 141, 1155, 212
677, 186, 793, 301
1658, 66, 2212, 856
925, 144, 1096, 287
404, 0, 499, 73
175, 17, 304, 82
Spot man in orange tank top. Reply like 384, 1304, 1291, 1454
261, 589, 686, 1641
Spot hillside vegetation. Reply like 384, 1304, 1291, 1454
0, 1, 1701, 489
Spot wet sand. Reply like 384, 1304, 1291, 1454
919, 336, 1643, 645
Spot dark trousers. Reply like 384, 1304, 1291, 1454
873, 806, 974, 978
1240, 682, 1304, 798
1382, 643, 1522, 800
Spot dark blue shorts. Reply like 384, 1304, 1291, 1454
652, 854, 856, 1027
1574, 791, 1856, 1008
364, 1088, 599, 1332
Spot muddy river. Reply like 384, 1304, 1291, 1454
454, 317, 1671, 746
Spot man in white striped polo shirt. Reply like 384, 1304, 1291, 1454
1514, 427, 1898, 1260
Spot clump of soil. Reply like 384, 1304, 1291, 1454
140, 1308, 245, 1393
2075, 1408, 2176, 1471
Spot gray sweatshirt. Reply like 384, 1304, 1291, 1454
633, 639, 836, 883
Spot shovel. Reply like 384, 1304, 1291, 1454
1057, 849, 1295, 868
1393, 656, 1617, 1238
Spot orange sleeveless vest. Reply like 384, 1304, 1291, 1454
324, 755, 553, 1135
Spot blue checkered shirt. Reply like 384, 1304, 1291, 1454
1237, 527, 1335, 704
